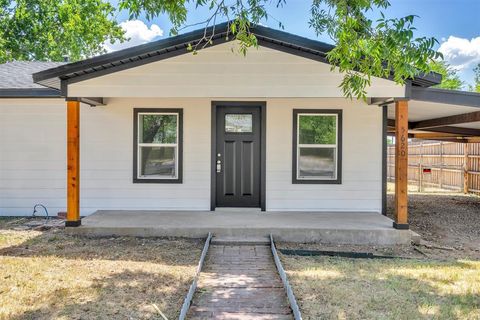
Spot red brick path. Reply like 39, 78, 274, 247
187, 245, 293, 319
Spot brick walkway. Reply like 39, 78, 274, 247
187, 244, 293, 319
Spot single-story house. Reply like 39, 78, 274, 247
1, 22, 480, 232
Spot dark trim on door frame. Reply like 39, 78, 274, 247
133, 108, 183, 184
292, 109, 343, 184
211, 101, 266, 211
382, 105, 388, 216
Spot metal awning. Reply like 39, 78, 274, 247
381, 87, 480, 142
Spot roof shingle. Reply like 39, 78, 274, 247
0, 61, 65, 89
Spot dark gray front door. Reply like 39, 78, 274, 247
215, 106, 261, 207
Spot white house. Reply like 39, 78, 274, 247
1, 23, 479, 233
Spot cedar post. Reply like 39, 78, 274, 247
394, 100, 409, 229
66, 100, 81, 227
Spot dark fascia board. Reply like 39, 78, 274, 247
0, 88, 102, 106
411, 87, 480, 108
0, 88, 61, 98
32, 22, 333, 83
32, 22, 440, 90
66, 96, 105, 106
388, 118, 480, 137
412, 72, 442, 87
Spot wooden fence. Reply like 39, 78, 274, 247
387, 141, 480, 194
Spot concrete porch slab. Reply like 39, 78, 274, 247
68, 210, 418, 245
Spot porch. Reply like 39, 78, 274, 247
67, 210, 418, 245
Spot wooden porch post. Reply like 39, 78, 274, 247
66, 100, 81, 227
394, 100, 409, 229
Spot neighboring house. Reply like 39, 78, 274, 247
1, 23, 479, 229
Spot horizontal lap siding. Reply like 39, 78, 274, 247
0, 100, 66, 216
79, 98, 211, 215
1, 97, 382, 216
69, 43, 404, 99
266, 99, 382, 212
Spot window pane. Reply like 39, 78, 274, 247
140, 146, 176, 178
225, 114, 253, 133
299, 115, 336, 145
140, 114, 177, 143
298, 147, 336, 179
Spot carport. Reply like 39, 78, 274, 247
384, 87, 480, 143
370, 86, 480, 228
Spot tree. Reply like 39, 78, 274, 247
119, 0, 442, 99
472, 63, 480, 93
429, 60, 463, 90
0, 0, 125, 63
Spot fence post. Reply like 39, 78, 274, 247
464, 143, 469, 194
418, 142, 423, 192
439, 142, 443, 189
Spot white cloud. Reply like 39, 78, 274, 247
104, 20, 164, 52
438, 36, 480, 70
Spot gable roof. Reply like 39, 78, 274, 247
32, 22, 441, 92
0, 61, 64, 97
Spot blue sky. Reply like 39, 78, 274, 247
110, 0, 480, 87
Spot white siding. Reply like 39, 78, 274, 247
69, 43, 405, 98
79, 98, 211, 215
0, 99, 66, 216
266, 99, 382, 212
0, 97, 382, 216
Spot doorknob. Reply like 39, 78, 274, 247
216, 160, 222, 173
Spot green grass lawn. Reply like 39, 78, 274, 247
281, 254, 480, 320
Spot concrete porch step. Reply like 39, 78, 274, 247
70, 210, 417, 245
211, 235, 270, 246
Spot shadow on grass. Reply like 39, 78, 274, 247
283, 255, 480, 320
10, 269, 190, 320
0, 227, 203, 266
0, 225, 203, 319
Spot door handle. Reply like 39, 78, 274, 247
216, 160, 222, 173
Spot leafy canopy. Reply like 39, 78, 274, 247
0, 0, 124, 63
0, 0, 443, 99
119, 0, 442, 99
472, 63, 480, 93
429, 60, 463, 90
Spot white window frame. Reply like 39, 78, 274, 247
296, 113, 339, 181
137, 112, 179, 180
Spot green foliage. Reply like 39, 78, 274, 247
299, 115, 336, 145
119, 0, 285, 55
0, 0, 125, 63
472, 63, 480, 93
118, 0, 441, 99
310, 0, 441, 98
0, 0, 443, 100
429, 60, 463, 90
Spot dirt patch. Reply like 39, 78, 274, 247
387, 191, 480, 260
279, 189, 480, 261
0, 218, 203, 319
278, 242, 425, 259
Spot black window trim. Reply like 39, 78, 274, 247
133, 108, 183, 184
292, 109, 342, 184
